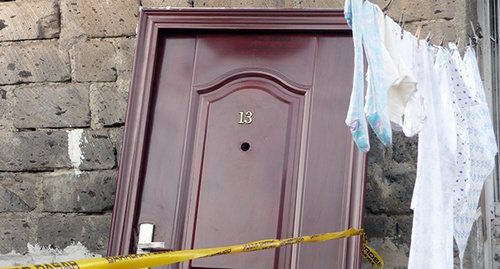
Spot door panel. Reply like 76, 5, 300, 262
188, 78, 305, 269
108, 9, 366, 269
193, 33, 316, 86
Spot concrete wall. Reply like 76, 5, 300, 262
0, 0, 486, 268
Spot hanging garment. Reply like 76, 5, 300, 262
344, 0, 371, 153
394, 27, 426, 137
363, 3, 393, 147
446, 43, 474, 220
451, 45, 498, 266
408, 44, 455, 269
379, 14, 418, 128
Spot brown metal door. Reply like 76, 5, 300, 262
108, 9, 367, 269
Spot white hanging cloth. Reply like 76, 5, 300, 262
408, 44, 456, 269
450, 45, 498, 266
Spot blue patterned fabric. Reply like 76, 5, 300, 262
344, 0, 392, 152
344, 0, 370, 153
451, 45, 498, 267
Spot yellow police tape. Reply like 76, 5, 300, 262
2, 228, 383, 269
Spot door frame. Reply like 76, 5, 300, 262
108, 9, 365, 267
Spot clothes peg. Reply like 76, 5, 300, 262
470, 20, 478, 39
439, 37, 444, 47
415, 24, 422, 47
468, 34, 478, 46
399, 14, 405, 39
455, 36, 460, 48
470, 20, 479, 45
426, 32, 433, 43
382, 0, 394, 15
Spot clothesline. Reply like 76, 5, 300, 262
343, 1, 498, 268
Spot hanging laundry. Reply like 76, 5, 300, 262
343, 2, 498, 268
345, 0, 421, 152
363, 3, 393, 147
376, 12, 418, 128
408, 44, 456, 269
394, 27, 427, 137
344, 0, 371, 153
446, 43, 474, 219
451, 45, 498, 267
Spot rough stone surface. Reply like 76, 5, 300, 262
0, 130, 115, 171
141, 0, 193, 7
115, 37, 136, 89
37, 214, 112, 255
0, 130, 70, 171
61, 0, 140, 39
73, 40, 116, 82
0, 215, 31, 253
79, 130, 116, 170
193, 0, 343, 7
287, 0, 343, 8
371, 0, 455, 22
13, 84, 91, 128
0, 40, 70, 85
108, 127, 124, 163
0, 86, 14, 130
366, 132, 417, 215
42, 170, 117, 213
0, 0, 60, 42
493, 217, 500, 268
90, 85, 128, 128
0, 173, 37, 212
364, 214, 413, 246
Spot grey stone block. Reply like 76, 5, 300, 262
73, 40, 117, 82
61, 0, 140, 38
79, 130, 116, 170
115, 37, 136, 86
286, 0, 343, 8
108, 127, 124, 164
0, 86, 14, 130
0, 215, 31, 254
366, 132, 416, 215
0, 173, 37, 212
0, 0, 60, 42
0, 130, 70, 171
364, 214, 413, 246
0, 40, 70, 85
141, 0, 193, 7
37, 214, 112, 255
90, 85, 128, 127
13, 84, 91, 129
0, 129, 115, 171
42, 170, 117, 213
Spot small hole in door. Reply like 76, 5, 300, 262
240, 142, 250, 152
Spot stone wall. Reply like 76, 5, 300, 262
0, 0, 484, 268
0, 0, 138, 256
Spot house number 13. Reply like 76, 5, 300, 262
238, 111, 253, 124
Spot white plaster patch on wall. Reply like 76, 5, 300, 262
0, 243, 101, 267
67, 129, 84, 175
